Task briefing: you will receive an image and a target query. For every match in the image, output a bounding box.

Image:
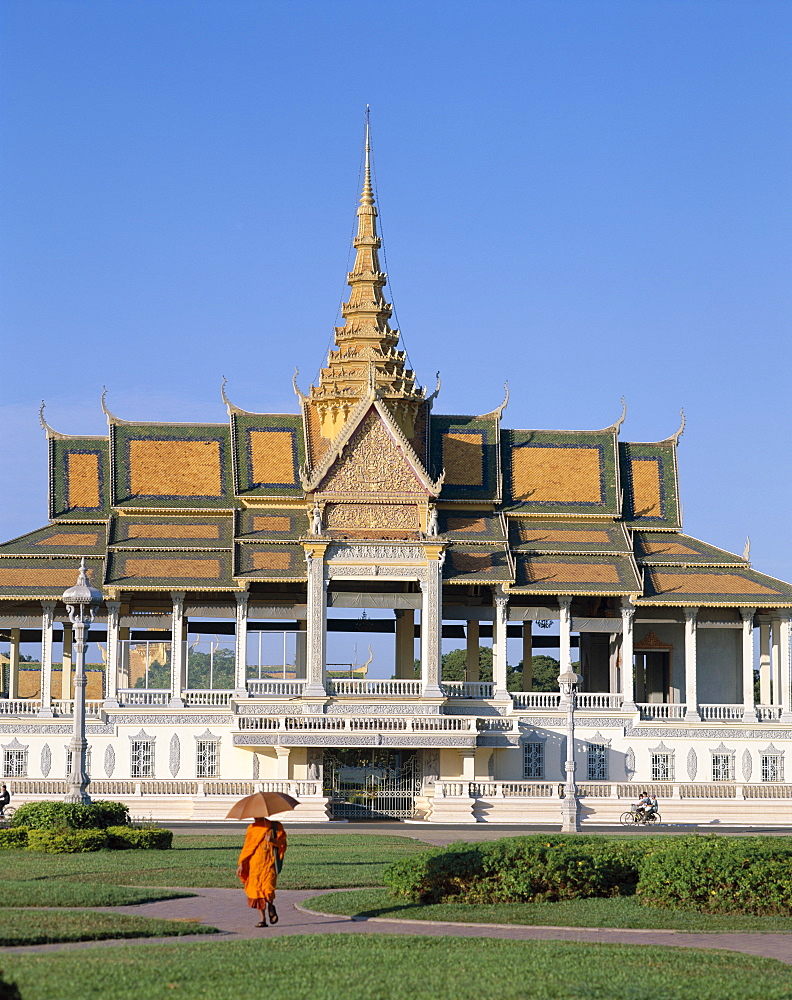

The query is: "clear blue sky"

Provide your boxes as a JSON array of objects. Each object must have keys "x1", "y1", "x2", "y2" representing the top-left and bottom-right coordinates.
[{"x1": 2, "y1": 0, "x2": 791, "y2": 598}]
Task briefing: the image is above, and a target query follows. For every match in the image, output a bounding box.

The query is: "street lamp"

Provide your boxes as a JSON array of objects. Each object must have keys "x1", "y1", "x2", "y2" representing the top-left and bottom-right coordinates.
[
  {"x1": 558, "y1": 666, "x2": 582, "y2": 833},
  {"x1": 62, "y1": 558, "x2": 102, "y2": 804}
]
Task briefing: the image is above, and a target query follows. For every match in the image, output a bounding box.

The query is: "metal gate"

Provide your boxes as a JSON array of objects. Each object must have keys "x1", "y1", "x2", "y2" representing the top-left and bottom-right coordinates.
[{"x1": 324, "y1": 751, "x2": 421, "y2": 820}]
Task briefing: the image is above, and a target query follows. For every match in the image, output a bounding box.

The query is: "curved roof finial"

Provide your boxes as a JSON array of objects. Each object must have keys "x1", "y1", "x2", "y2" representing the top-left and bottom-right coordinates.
[
  {"x1": 742, "y1": 536, "x2": 751, "y2": 563},
  {"x1": 220, "y1": 376, "x2": 246, "y2": 415},
  {"x1": 38, "y1": 401, "x2": 68, "y2": 439},
  {"x1": 667, "y1": 408, "x2": 686, "y2": 445},
  {"x1": 615, "y1": 396, "x2": 627, "y2": 430},
  {"x1": 292, "y1": 368, "x2": 307, "y2": 403},
  {"x1": 426, "y1": 372, "x2": 442, "y2": 405},
  {"x1": 479, "y1": 382, "x2": 509, "y2": 420},
  {"x1": 100, "y1": 386, "x2": 125, "y2": 426}
]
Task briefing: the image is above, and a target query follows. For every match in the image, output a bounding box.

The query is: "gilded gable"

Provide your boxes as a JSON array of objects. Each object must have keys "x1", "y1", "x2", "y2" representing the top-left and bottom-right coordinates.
[{"x1": 317, "y1": 411, "x2": 430, "y2": 497}]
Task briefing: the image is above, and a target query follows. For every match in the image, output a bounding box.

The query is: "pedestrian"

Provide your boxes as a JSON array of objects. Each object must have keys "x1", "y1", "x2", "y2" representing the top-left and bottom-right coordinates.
[
  {"x1": 0, "y1": 784, "x2": 10, "y2": 819},
  {"x1": 236, "y1": 817, "x2": 287, "y2": 928}
]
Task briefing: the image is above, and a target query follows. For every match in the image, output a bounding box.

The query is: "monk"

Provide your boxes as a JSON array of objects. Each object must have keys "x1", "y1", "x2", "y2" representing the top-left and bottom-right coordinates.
[{"x1": 236, "y1": 817, "x2": 288, "y2": 927}]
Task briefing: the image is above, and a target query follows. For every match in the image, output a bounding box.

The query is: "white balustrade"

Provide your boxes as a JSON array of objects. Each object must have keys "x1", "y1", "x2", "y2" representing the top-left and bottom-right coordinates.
[
  {"x1": 699, "y1": 704, "x2": 744, "y2": 721},
  {"x1": 576, "y1": 693, "x2": 624, "y2": 710},
  {"x1": 476, "y1": 718, "x2": 515, "y2": 732},
  {"x1": 51, "y1": 699, "x2": 104, "y2": 717},
  {"x1": 326, "y1": 678, "x2": 422, "y2": 697},
  {"x1": 511, "y1": 692, "x2": 562, "y2": 710},
  {"x1": 441, "y1": 681, "x2": 495, "y2": 699},
  {"x1": 459, "y1": 781, "x2": 556, "y2": 798},
  {"x1": 756, "y1": 704, "x2": 783, "y2": 721},
  {"x1": 117, "y1": 688, "x2": 170, "y2": 707},
  {"x1": 0, "y1": 699, "x2": 41, "y2": 715},
  {"x1": 637, "y1": 703, "x2": 687, "y2": 720},
  {"x1": 181, "y1": 690, "x2": 234, "y2": 707},
  {"x1": 247, "y1": 679, "x2": 306, "y2": 697},
  {"x1": 238, "y1": 715, "x2": 474, "y2": 733}
]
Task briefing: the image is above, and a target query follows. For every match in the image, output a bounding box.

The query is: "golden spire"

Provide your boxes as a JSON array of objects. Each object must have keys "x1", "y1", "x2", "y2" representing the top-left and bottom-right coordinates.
[{"x1": 308, "y1": 109, "x2": 425, "y2": 440}]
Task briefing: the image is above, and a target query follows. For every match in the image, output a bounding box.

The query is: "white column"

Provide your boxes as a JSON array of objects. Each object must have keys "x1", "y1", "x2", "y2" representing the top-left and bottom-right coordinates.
[
  {"x1": 275, "y1": 746, "x2": 291, "y2": 780},
  {"x1": 304, "y1": 551, "x2": 327, "y2": 698},
  {"x1": 7, "y1": 628, "x2": 20, "y2": 700},
  {"x1": 759, "y1": 621, "x2": 771, "y2": 705},
  {"x1": 60, "y1": 624, "x2": 73, "y2": 699},
  {"x1": 492, "y1": 589, "x2": 510, "y2": 702},
  {"x1": 522, "y1": 621, "x2": 533, "y2": 692},
  {"x1": 620, "y1": 603, "x2": 636, "y2": 711},
  {"x1": 169, "y1": 592, "x2": 185, "y2": 708},
  {"x1": 104, "y1": 602, "x2": 120, "y2": 707},
  {"x1": 465, "y1": 619, "x2": 480, "y2": 681},
  {"x1": 683, "y1": 607, "x2": 700, "y2": 721},
  {"x1": 740, "y1": 608, "x2": 757, "y2": 722},
  {"x1": 234, "y1": 592, "x2": 249, "y2": 697},
  {"x1": 779, "y1": 612, "x2": 792, "y2": 724},
  {"x1": 420, "y1": 561, "x2": 443, "y2": 699},
  {"x1": 558, "y1": 597, "x2": 572, "y2": 676},
  {"x1": 38, "y1": 600, "x2": 55, "y2": 717},
  {"x1": 771, "y1": 618, "x2": 782, "y2": 706}
]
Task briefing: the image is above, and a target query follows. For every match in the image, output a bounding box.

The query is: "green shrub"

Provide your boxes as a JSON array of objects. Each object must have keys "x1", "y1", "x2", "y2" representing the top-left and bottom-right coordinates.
[
  {"x1": 105, "y1": 826, "x2": 173, "y2": 850},
  {"x1": 27, "y1": 828, "x2": 108, "y2": 854},
  {"x1": 637, "y1": 835, "x2": 792, "y2": 915},
  {"x1": 11, "y1": 800, "x2": 129, "y2": 831},
  {"x1": 384, "y1": 836, "x2": 649, "y2": 905},
  {"x1": 0, "y1": 828, "x2": 28, "y2": 850},
  {"x1": 0, "y1": 970, "x2": 22, "y2": 1000}
]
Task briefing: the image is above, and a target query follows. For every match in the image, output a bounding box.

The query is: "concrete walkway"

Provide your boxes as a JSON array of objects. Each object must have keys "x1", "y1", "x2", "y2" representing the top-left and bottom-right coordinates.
[{"x1": 5, "y1": 887, "x2": 792, "y2": 965}]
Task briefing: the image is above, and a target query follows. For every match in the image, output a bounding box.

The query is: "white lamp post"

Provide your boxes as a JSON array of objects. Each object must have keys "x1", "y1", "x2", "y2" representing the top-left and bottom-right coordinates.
[
  {"x1": 559, "y1": 666, "x2": 582, "y2": 833},
  {"x1": 62, "y1": 558, "x2": 102, "y2": 804}
]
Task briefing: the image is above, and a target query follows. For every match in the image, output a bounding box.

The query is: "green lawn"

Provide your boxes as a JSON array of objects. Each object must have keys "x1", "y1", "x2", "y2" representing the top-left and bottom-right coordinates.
[
  {"x1": 0, "y1": 909, "x2": 218, "y2": 946},
  {"x1": 3, "y1": 935, "x2": 792, "y2": 1000},
  {"x1": 305, "y1": 888, "x2": 792, "y2": 933},
  {"x1": 2, "y1": 881, "x2": 194, "y2": 908},
  {"x1": 0, "y1": 834, "x2": 424, "y2": 890}
]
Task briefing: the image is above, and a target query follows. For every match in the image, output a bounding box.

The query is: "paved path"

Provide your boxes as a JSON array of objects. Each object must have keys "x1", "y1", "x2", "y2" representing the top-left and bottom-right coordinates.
[{"x1": 5, "y1": 887, "x2": 792, "y2": 965}]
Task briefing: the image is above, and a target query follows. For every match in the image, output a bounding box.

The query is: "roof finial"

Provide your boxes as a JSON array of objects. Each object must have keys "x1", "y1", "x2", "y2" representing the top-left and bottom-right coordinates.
[
  {"x1": 361, "y1": 105, "x2": 374, "y2": 207},
  {"x1": 742, "y1": 536, "x2": 751, "y2": 562}
]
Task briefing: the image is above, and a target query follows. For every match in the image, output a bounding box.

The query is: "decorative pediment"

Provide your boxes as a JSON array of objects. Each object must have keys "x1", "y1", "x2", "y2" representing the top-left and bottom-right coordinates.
[
  {"x1": 303, "y1": 399, "x2": 442, "y2": 497},
  {"x1": 635, "y1": 630, "x2": 673, "y2": 650}
]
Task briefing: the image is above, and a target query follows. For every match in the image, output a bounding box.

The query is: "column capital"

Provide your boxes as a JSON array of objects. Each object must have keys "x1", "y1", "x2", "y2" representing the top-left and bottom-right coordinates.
[
  {"x1": 557, "y1": 596, "x2": 572, "y2": 612},
  {"x1": 235, "y1": 591, "x2": 249, "y2": 608},
  {"x1": 105, "y1": 599, "x2": 121, "y2": 614},
  {"x1": 170, "y1": 591, "x2": 186, "y2": 608},
  {"x1": 493, "y1": 592, "x2": 509, "y2": 613},
  {"x1": 621, "y1": 605, "x2": 635, "y2": 623},
  {"x1": 683, "y1": 607, "x2": 699, "y2": 623},
  {"x1": 739, "y1": 607, "x2": 757, "y2": 623}
]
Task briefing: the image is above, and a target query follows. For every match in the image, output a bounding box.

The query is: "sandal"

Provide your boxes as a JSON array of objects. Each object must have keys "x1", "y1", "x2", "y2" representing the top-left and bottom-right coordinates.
[
  {"x1": 256, "y1": 919, "x2": 267, "y2": 928},
  {"x1": 267, "y1": 903, "x2": 279, "y2": 925}
]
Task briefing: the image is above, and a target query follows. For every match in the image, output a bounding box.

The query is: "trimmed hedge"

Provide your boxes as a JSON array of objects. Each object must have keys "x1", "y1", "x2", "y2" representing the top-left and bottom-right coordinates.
[
  {"x1": 384, "y1": 836, "x2": 647, "y2": 904},
  {"x1": 105, "y1": 826, "x2": 173, "y2": 850},
  {"x1": 11, "y1": 800, "x2": 129, "y2": 831},
  {"x1": 0, "y1": 828, "x2": 28, "y2": 850},
  {"x1": 637, "y1": 835, "x2": 792, "y2": 916},
  {"x1": 0, "y1": 970, "x2": 22, "y2": 1000},
  {"x1": 27, "y1": 828, "x2": 108, "y2": 854}
]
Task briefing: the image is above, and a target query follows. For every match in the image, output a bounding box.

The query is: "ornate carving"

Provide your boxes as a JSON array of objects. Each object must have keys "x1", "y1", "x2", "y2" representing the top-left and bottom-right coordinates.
[
  {"x1": 329, "y1": 543, "x2": 426, "y2": 561},
  {"x1": 422, "y1": 750, "x2": 439, "y2": 783},
  {"x1": 104, "y1": 744, "x2": 116, "y2": 778},
  {"x1": 741, "y1": 748, "x2": 752, "y2": 781},
  {"x1": 686, "y1": 747, "x2": 697, "y2": 780},
  {"x1": 320, "y1": 413, "x2": 427, "y2": 495},
  {"x1": 625, "y1": 747, "x2": 635, "y2": 780},
  {"x1": 106, "y1": 715, "x2": 230, "y2": 725},
  {"x1": 169, "y1": 733, "x2": 180, "y2": 777},
  {"x1": 635, "y1": 630, "x2": 673, "y2": 650},
  {"x1": 324, "y1": 503, "x2": 419, "y2": 531},
  {"x1": 233, "y1": 733, "x2": 475, "y2": 747},
  {"x1": 252, "y1": 752, "x2": 260, "y2": 779},
  {"x1": 40, "y1": 743, "x2": 51, "y2": 778},
  {"x1": 308, "y1": 749, "x2": 323, "y2": 779}
]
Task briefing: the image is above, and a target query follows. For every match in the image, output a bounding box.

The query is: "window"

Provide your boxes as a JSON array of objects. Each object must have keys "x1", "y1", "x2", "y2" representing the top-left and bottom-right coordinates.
[
  {"x1": 65, "y1": 748, "x2": 92, "y2": 778},
  {"x1": 196, "y1": 741, "x2": 219, "y2": 778},
  {"x1": 761, "y1": 754, "x2": 783, "y2": 782},
  {"x1": 711, "y1": 753, "x2": 734, "y2": 782},
  {"x1": 130, "y1": 740, "x2": 154, "y2": 778},
  {"x1": 523, "y1": 742, "x2": 544, "y2": 779},
  {"x1": 587, "y1": 743, "x2": 608, "y2": 781},
  {"x1": 651, "y1": 753, "x2": 674, "y2": 781},
  {"x1": 3, "y1": 749, "x2": 26, "y2": 778}
]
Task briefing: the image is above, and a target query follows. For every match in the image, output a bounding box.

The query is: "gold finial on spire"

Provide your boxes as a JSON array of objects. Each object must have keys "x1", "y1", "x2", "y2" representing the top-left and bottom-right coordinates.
[{"x1": 307, "y1": 109, "x2": 425, "y2": 441}]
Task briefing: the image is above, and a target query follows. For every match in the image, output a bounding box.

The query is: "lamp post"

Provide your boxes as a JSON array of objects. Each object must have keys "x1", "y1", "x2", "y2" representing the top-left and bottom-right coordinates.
[
  {"x1": 62, "y1": 558, "x2": 102, "y2": 804},
  {"x1": 558, "y1": 666, "x2": 581, "y2": 833}
]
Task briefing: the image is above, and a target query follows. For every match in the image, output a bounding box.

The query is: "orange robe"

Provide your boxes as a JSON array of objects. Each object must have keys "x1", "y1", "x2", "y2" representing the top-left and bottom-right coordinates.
[{"x1": 237, "y1": 819, "x2": 288, "y2": 909}]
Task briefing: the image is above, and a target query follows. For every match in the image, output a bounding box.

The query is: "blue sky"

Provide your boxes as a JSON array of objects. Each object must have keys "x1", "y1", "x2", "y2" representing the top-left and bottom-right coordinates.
[{"x1": 2, "y1": 0, "x2": 791, "y2": 600}]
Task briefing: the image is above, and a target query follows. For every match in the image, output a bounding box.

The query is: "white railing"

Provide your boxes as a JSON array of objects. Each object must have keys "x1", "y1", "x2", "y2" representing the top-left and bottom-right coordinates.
[
  {"x1": 757, "y1": 704, "x2": 783, "y2": 721},
  {"x1": 181, "y1": 690, "x2": 234, "y2": 707},
  {"x1": 51, "y1": 699, "x2": 104, "y2": 718},
  {"x1": 117, "y1": 689, "x2": 170, "y2": 707},
  {"x1": 238, "y1": 715, "x2": 474, "y2": 733},
  {"x1": 511, "y1": 692, "x2": 562, "y2": 710},
  {"x1": 637, "y1": 703, "x2": 687, "y2": 720},
  {"x1": 326, "y1": 679, "x2": 422, "y2": 697},
  {"x1": 0, "y1": 699, "x2": 41, "y2": 715},
  {"x1": 576, "y1": 693, "x2": 624, "y2": 710},
  {"x1": 744, "y1": 784, "x2": 792, "y2": 798},
  {"x1": 441, "y1": 681, "x2": 495, "y2": 699},
  {"x1": 447, "y1": 781, "x2": 556, "y2": 798},
  {"x1": 477, "y1": 717, "x2": 515, "y2": 732},
  {"x1": 699, "y1": 704, "x2": 744, "y2": 721},
  {"x1": 247, "y1": 679, "x2": 306, "y2": 697}
]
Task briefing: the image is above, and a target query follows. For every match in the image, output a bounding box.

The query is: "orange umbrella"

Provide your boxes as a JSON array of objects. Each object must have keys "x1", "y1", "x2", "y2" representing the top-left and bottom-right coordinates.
[{"x1": 225, "y1": 790, "x2": 299, "y2": 820}]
